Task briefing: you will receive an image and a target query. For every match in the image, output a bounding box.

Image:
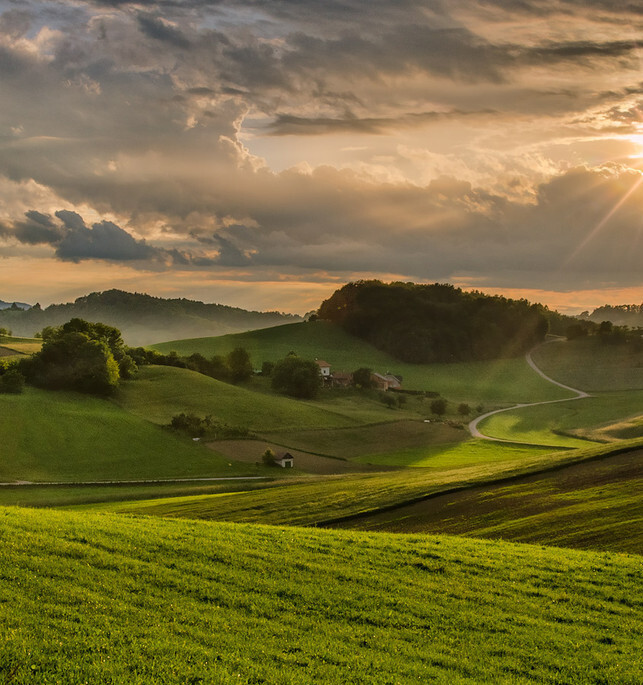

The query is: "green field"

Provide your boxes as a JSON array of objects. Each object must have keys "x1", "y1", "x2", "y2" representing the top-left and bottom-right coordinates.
[
  {"x1": 0, "y1": 334, "x2": 42, "y2": 355},
  {"x1": 0, "y1": 386, "x2": 256, "y2": 482},
  {"x1": 532, "y1": 338, "x2": 643, "y2": 392},
  {"x1": 115, "y1": 365, "x2": 412, "y2": 431},
  {"x1": 73, "y1": 441, "x2": 643, "y2": 526},
  {"x1": 1, "y1": 506, "x2": 641, "y2": 684},
  {"x1": 479, "y1": 391, "x2": 643, "y2": 446},
  {"x1": 337, "y1": 449, "x2": 643, "y2": 554},
  {"x1": 152, "y1": 321, "x2": 572, "y2": 404},
  {"x1": 351, "y1": 439, "x2": 555, "y2": 469}
]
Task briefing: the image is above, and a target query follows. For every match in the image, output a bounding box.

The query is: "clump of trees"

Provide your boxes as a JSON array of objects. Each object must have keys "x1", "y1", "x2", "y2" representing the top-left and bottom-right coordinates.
[
  {"x1": 271, "y1": 354, "x2": 322, "y2": 399},
  {"x1": 169, "y1": 413, "x2": 251, "y2": 439},
  {"x1": 127, "y1": 346, "x2": 254, "y2": 384},
  {"x1": 318, "y1": 281, "x2": 551, "y2": 363},
  {"x1": 19, "y1": 318, "x2": 136, "y2": 395}
]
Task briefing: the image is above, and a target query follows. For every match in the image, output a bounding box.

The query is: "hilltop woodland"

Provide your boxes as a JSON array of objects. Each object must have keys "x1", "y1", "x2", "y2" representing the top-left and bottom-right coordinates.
[
  {"x1": 0, "y1": 289, "x2": 301, "y2": 345},
  {"x1": 317, "y1": 281, "x2": 560, "y2": 363}
]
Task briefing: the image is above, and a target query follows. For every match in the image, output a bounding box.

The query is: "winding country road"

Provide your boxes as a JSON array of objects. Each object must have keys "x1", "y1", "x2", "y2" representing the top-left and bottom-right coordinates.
[{"x1": 468, "y1": 340, "x2": 590, "y2": 444}]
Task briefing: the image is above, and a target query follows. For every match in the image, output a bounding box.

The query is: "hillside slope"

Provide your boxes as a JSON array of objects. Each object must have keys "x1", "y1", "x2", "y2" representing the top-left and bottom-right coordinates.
[
  {"x1": 0, "y1": 289, "x2": 301, "y2": 345},
  {"x1": 0, "y1": 386, "x2": 252, "y2": 482},
  {"x1": 336, "y1": 449, "x2": 643, "y2": 554},
  {"x1": 1, "y1": 507, "x2": 641, "y2": 684},
  {"x1": 153, "y1": 321, "x2": 572, "y2": 403}
]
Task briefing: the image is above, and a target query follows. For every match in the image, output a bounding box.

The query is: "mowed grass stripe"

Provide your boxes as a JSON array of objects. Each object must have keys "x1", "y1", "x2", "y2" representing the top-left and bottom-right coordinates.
[
  {"x1": 0, "y1": 506, "x2": 641, "y2": 684},
  {"x1": 336, "y1": 449, "x2": 643, "y2": 554}
]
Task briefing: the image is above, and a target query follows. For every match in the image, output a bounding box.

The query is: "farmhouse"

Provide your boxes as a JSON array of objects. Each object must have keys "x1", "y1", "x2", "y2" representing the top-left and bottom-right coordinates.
[
  {"x1": 331, "y1": 371, "x2": 353, "y2": 388},
  {"x1": 371, "y1": 372, "x2": 402, "y2": 391},
  {"x1": 315, "y1": 359, "x2": 331, "y2": 377},
  {"x1": 274, "y1": 452, "x2": 294, "y2": 468}
]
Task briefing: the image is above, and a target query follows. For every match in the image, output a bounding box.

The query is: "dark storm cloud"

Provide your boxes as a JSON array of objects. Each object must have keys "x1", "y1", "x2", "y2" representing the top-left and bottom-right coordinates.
[
  {"x1": 266, "y1": 109, "x2": 497, "y2": 136},
  {"x1": 1, "y1": 0, "x2": 642, "y2": 295},
  {"x1": 13, "y1": 211, "x2": 64, "y2": 245},
  {"x1": 137, "y1": 13, "x2": 191, "y2": 49}
]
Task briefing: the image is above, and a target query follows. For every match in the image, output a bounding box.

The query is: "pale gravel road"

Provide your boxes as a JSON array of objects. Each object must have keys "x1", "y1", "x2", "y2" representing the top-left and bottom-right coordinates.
[{"x1": 468, "y1": 340, "x2": 590, "y2": 444}]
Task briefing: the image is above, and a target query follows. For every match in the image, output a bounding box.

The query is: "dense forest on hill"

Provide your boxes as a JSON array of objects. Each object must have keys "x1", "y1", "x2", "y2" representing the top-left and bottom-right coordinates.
[
  {"x1": 317, "y1": 281, "x2": 566, "y2": 363},
  {"x1": 584, "y1": 304, "x2": 643, "y2": 327},
  {"x1": 0, "y1": 290, "x2": 301, "y2": 345}
]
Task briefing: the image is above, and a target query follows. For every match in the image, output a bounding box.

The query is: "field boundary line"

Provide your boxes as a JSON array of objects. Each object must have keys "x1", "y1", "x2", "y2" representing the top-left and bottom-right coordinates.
[{"x1": 0, "y1": 476, "x2": 270, "y2": 488}]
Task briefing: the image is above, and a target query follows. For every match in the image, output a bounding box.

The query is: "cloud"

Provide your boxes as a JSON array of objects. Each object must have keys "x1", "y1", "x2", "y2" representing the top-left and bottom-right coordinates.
[{"x1": 0, "y1": 0, "x2": 641, "y2": 302}]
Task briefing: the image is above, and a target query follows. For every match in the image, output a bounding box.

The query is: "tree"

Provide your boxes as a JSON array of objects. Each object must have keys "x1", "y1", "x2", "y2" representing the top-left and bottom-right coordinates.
[
  {"x1": 457, "y1": 403, "x2": 470, "y2": 417},
  {"x1": 430, "y1": 398, "x2": 447, "y2": 417},
  {"x1": 0, "y1": 368, "x2": 25, "y2": 394},
  {"x1": 261, "y1": 360, "x2": 274, "y2": 376},
  {"x1": 271, "y1": 355, "x2": 322, "y2": 399},
  {"x1": 227, "y1": 347, "x2": 253, "y2": 383},
  {"x1": 0, "y1": 327, "x2": 11, "y2": 337},
  {"x1": 262, "y1": 448, "x2": 276, "y2": 466},
  {"x1": 352, "y1": 367, "x2": 374, "y2": 389},
  {"x1": 24, "y1": 319, "x2": 126, "y2": 395}
]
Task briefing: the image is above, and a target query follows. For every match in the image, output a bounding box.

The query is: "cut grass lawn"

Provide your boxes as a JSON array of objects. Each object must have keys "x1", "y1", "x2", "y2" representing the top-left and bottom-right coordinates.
[
  {"x1": 0, "y1": 386, "x2": 256, "y2": 482},
  {"x1": 1, "y1": 507, "x2": 641, "y2": 684},
  {"x1": 336, "y1": 450, "x2": 643, "y2": 554},
  {"x1": 479, "y1": 391, "x2": 643, "y2": 447},
  {"x1": 532, "y1": 337, "x2": 643, "y2": 392},
  {"x1": 152, "y1": 321, "x2": 573, "y2": 404},
  {"x1": 72, "y1": 440, "x2": 643, "y2": 527}
]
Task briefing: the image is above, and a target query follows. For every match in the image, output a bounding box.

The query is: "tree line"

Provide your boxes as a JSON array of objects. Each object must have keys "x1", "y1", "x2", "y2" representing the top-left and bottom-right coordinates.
[{"x1": 317, "y1": 281, "x2": 552, "y2": 363}]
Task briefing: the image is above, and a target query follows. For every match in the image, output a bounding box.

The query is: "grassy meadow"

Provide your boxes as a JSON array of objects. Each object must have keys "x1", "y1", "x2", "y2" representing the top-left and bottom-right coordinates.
[
  {"x1": 72, "y1": 440, "x2": 643, "y2": 527},
  {"x1": 532, "y1": 337, "x2": 643, "y2": 392},
  {"x1": 1, "y1": 506, "x2": 641, "y2": 684},
  {"x1": 114, "y1": 365, "x2": 417, "y2": 432},
  {"x1": 479, "y1": 391, "x2": 643, "y2": 447},
  {"x1": 152, "y1": 321, "x2": 573, "y2": 404},
  {"x1": 0, "y1": 386, "x2": 257, "y2": 482},
  {"x1": 337, "y1": 449, "x2": 643, "y2": 554}
]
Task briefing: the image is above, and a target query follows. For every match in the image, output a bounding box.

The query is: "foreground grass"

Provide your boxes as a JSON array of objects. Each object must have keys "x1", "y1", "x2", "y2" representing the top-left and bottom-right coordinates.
[
  {"x1": 337, "y1": 449, "x2": 643, "y2": 554},
  {"x1": 1, "y1": 507, "x2": 641, "y2": 684},
  {"x1": 479, "y1": 391, "x2": 643, "y2": 447},
  {"x1": 74, "y1": 441, "x2": 643, "y2": 526},
  {"x1": 153, "y1": 321, "x2": 572, "y2": 404},
  {"x1": 0, "y1": 387, "x2": 253, "y2": 482}
]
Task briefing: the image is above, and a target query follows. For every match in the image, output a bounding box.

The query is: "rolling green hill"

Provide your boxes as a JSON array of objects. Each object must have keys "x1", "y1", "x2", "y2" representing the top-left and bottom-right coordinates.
[
  {"x1": 74, "y1": 441, "x2": 643, "y2": 527},
  {"x1": 114, "y1": 365, "x2": 406, "y2": 431},
  {"x1": 336, "y1": 448, "x2": 643, "y2": 554},
  {"x1": 1, "y1": 507, "x2": 641, "y2": 684},
  {"x1": 0, "y1": 386, "x2": 253, "y2": 482},
  {"x1": 152, "y1": 321, "x2": 572, "y2": 404},
  {"x1": 478, "y1": 391, "x2": 643, "y2": 446},
  {"x1": 531, "y1": 338, "x2": 643, "y2": 392}
]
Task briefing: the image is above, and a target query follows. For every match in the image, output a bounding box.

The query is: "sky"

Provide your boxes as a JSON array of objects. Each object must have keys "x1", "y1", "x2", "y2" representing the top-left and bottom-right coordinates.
[{"x1": 0, "y1": 0, "x2": 642, "y2": 314}]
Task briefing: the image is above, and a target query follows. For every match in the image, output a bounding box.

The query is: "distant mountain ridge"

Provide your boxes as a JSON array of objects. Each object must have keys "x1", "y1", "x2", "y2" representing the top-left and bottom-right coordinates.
[
  {"x1": 583, "y1": 304, "x2": 643, "y2": 328},
  {"x1": 0, "y1": 289, "x2": 302, "y2": 345},
  {"x1": 0, "y1": 300, "x2": 31, "y2": 310}
]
